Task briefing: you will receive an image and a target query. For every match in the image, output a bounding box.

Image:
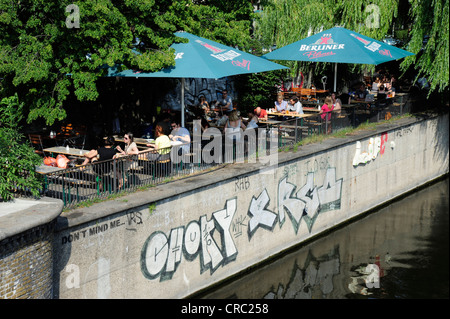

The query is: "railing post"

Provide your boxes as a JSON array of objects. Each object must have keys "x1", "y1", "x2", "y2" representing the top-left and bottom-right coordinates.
[{"x1": 113, "y1": 159, "x2": 117, "y2": 193}]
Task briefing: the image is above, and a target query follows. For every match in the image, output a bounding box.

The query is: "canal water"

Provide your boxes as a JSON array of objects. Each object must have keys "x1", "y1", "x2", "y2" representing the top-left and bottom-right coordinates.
[{"x1": 201, "y1": 177, "x2": 449, "y2": 299}]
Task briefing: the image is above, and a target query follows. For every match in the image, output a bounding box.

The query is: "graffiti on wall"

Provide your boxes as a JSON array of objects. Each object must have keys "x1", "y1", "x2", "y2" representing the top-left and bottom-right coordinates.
[
  {"x1": 160, "y1": 78, "x2": 235, "y2": 110},
  {"x1": 140, "y1": 167, "x2": 343, "y2": 281},
  {"x1": 353, "y1": 132, "x2": 388, "y2": 166}
]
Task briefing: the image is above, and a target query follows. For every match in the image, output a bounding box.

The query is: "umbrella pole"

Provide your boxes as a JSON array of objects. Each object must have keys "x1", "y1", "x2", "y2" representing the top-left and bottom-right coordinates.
[
  {"x1": 181, "y1": 78, "x2": 185, "y2": 127},
  {"x1": 333, "y1": 63, "x2": 337, "y2": 92}
]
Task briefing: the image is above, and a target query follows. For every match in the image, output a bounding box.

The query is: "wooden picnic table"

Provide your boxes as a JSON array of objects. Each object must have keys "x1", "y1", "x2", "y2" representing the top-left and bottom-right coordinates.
[
  {"x1": 113, "y1": 136, "x2": 155, "y2": 146},
  {"x1": 43, "y1": 146, "x2": 89, "y2": 157},
  {"x1": 35, "y1": 164, "x2": 65, "y2": 175},
  {"x1": 267, "y1": 112, "x2": 316, "y2": 127},
  {"x1": 303, "y1": 106, "x2": 321, "y2": 113},
  {"x1": 267, "y1": 111, "x2": 315, "y2": 118}
]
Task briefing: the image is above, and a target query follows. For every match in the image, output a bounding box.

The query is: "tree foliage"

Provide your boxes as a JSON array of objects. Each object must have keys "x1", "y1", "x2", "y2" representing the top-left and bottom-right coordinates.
[
  {"x1": 0, "y1": 94, "x2": 43, "y2": 201},
  {"x1": 400, "y1": 0, "x2": 449, "y2": 93},
  {"x1": 0, "y1": 0, "x2": 255, "y2": 125},
  {"x1": 256, "y1": 0, "x2": 449, "y2": 94}
]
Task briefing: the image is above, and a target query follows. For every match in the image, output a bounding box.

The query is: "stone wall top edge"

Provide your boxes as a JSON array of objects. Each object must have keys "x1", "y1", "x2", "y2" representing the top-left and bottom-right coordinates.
[{"x1": 0, "y1": 197, "x2": 63, "y2": 242}]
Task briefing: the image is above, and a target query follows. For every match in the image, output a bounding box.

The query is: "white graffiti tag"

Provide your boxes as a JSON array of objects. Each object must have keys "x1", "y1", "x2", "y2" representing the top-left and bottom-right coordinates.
[
  {"x1": 141, "y1": 199, "x2": 238, "y2": 281},
  {"x1": 141, "y1": 169, "x2": 342, "y2": 282},
  {"x1": 249, "y1": 167, "x2": 343, "y2": 235},
  {"x1": 247, "y1": 189, "x2": 277, "y2": 238}
]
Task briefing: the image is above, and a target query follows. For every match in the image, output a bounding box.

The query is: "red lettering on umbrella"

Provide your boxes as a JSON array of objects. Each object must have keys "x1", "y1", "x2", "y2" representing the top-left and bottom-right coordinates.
[
  {"x1": 202, "y1": 43, "x2": 223, "y2": 53},
  {"x1": 320, "y1": 36, "x2": 332, "y2": 44},
  {"x1": 379, "y1": 49, "x2": 392, "y2": 57},
  {"x1": 356, "y1": 36, "x2": 370, "y2": 45},
  {"x1": 304, "y1": 51, "x2": 336, "y2": 59},
  {"x1": 232, "y1": 59, "x2": 251, "y2": 70}
]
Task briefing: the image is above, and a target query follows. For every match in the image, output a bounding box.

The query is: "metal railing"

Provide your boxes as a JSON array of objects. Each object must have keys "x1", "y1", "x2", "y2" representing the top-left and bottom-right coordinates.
[
  {"x1": 40, "y1": 146, "x2": 221, "y2": 209},
  {"x1": 276, "y1": 93, "x2": 410, "y2": 147},
  {"x1": 38, "y1": 94, "x2": 411, "y2": 208}
]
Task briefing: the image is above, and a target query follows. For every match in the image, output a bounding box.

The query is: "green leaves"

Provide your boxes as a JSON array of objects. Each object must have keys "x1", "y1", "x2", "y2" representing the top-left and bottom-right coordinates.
[
  {"x1": 257, "y1": 0, "x2": 448, "y2": 94},
  {"x1": 0, "y1": 94, "x2": 43, "y2": 201},
  {"x1": 0, "y1": 0, "x2": 255, "y2": 126},
  {"x1": 400, "y1": 0, "x2": 449, "y2": 94}
]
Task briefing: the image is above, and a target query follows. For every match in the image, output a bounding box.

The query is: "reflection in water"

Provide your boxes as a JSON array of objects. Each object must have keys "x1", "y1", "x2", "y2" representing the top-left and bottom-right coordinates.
[{"x1": 201, "y1": 177, "x2": 449, "y2": 299}]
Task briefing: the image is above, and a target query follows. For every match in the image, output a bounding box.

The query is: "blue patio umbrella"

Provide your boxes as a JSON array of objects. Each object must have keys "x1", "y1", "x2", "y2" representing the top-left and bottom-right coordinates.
[
  {"x1": 108, "y1": 31, "x2": 288, "y2": 126},
  {"x1": 263, "y1": 26, "x2": 414, "y2": 91}
]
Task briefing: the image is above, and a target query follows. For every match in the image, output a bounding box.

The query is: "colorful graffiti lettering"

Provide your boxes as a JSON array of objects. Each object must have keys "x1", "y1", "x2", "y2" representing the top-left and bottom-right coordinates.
[{"x1": 353, "y1": 132, "x2": 388, "y2": 166}]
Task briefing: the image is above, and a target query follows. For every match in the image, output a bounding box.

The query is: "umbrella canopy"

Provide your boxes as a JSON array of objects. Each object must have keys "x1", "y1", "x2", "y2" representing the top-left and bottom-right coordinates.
[
  {"x1": 263, "y1": 26, "x2": 414, "y2": 91},
  {"x1": 108, "y1": 32, "x2": 288, "y2": 125}
]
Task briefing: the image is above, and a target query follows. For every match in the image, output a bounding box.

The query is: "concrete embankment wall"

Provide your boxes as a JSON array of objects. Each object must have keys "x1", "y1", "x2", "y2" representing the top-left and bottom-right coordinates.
[
  {"x1": 0, "y1": 198, "x2": 63, "y2": 299},
  {"x1": 51, "y1": 113, "x2": 448, "y2": 299}
]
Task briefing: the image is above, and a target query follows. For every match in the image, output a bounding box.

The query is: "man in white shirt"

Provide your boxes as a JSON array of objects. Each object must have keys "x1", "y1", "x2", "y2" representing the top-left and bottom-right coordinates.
[
  {"x1": 169, "y1": 118, "x2": 191, "y2": 154},
  {"x1": 288, "y1": 96, "x2": 304, "y2": 114}
]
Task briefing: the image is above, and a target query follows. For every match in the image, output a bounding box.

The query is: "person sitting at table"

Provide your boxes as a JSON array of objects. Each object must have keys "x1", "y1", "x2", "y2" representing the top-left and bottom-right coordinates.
[
  {"x1": 217, "y1": 113, "x2": 229, "y2": 127},
  {"x1": 320, "y1": 96, "x2": 334, "y2": 134},
  {"x1": 198, "y1": 95, "x2": 210, "y2": 115},
  {"x1": 224, "y1": 110, "x2": 246, "y2": 138},
  {"x1": 224, "y1": 110, "x2": 246, "y2": 161},
  {"x1": 377, "y1": 84, "x2": 388, "y2": 101},
  {"x1": 354, "y1": 84, "x2": 368, "y2": 101},
  {"x1": 114, "y1": 132, "x2": 139, "y2": 189},
  {"x1": 115, "y1": 132, "x2": 139, "y2": 157},
  {"x1": 246, "y1": 111, "x2": 259, "y2": 130},
  {"x1": 81, "y1": 136, "x2": 118, "y2": 166},
  {"x1": 331, "y1": 92, "x2": 342, "y2": 114},
  {"x1": 274, "y1": 93, "x2": 288, "y2": 113},
  {"x1": 254, "y1": 107, "x2": 268, "y2": 120},
  {"x1": 146, "y1": 121, "x2": 172, "y2": 176},
  {"x1": 215, "y1": 90, "x2": 233, "y2": 114},
  {"x1": 197, "y1": 115, "x2": 210, "y2": 133},
  {"x1": 287, "y1": 96, "x2": 304, "y2": 114},
  {"x1": 146, "y1": 121, "x2": 172, "y2": 157},
  {"x1": 371, "y1": 77, "x2": 381, "y2": 92},
  {"x1": 169, "y1": 117, "x2": 191, "y2": 155}
]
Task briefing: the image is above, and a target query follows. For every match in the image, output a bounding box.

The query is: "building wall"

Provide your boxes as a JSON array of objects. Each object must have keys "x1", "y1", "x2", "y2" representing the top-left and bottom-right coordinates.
[
  {"x1": 0, "y1": 224, "x2": 54, "y2": 299},
  {"x1": 0, "y1": 198, "x2": 63, "y2": 299},
  {"x1": 52, "y1": 113, "x2": 448, "y2": 299}
]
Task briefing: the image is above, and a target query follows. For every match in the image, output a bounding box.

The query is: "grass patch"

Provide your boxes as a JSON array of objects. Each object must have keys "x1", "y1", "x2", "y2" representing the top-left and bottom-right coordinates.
[{"x1": 291, "y1": 113, "x2": 412, "y2": 150}]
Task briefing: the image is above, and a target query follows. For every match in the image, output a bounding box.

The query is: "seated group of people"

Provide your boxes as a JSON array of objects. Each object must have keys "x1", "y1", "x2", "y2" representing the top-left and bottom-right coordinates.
[
  {"x1": 352, "y1": 74, "x2": 396, "y2": 102},
  {"x1": 198, "y1": 90, "x2": 234, "y2": 116},
  {"x1": 81, "y1": 117, "x2": 190, "y2": 167}
]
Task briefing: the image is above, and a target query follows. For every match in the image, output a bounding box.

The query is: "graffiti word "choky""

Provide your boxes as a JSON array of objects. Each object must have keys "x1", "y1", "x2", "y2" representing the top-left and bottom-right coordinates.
[
  {"x1": 141, "y1": 199, "x2": 238, "y2": 281},
  {"x1": 141, "y1": 168, "x2": 342, "y2": 281}
]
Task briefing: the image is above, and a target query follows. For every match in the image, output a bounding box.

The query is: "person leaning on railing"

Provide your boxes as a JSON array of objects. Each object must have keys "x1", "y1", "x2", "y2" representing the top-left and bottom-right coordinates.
[{"x1": 320, "y1": 96, "x2": 334, "y2": 134}]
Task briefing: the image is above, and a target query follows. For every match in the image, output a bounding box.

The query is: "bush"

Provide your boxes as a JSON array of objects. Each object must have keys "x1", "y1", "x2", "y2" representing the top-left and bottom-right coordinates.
[
  {"x1": 234, "y1": 71, "x2": 284, "y2": 114},
  {"x1": 0, "y1": 94, "x2": 43, "y2": 201}
]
